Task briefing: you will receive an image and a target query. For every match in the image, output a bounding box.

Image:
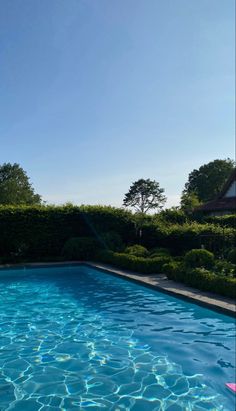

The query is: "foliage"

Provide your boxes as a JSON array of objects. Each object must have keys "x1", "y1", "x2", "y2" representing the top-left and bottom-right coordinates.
[
  {"x1": 0, "y1": 205, "x2": 235, "y2": 263},
  {"x1": 0, "y1": 205, "x2": 135, "y2": 259},
  {"x1": 204, "y1": 215, "x2": 236, "y2": 229},
  {"x1": 227, "y1": 248, "x2": 236, "y2": 264},
  {"x1": 99, "y1": 231, "x2": 124, "y2": 252},
  {"x1": 140, "y1": 221, "x2": 235, "y2": 255},
  {"x1": 98, "y1": 251, "x2": 171, "y2": 274},
  {"x1": 0, "y1": 163, "x2": 41, "y2": 205},
  {"x1": 123, "y1": 179, "x2": 166, "y2": 213},
  {"x1": 125, "y1": 244, "x2": 149, "y2": 257},
  {"x1": 214, "y1": 260, "x2": 235, "y2": 278},
  {"x1": 155, "y1": 208, "x2": 189, "y2": 224},
  {"x1": 165, "y1": 266, "x2": 236, "y2": 299},
  {"x1": 149, "y1": 247, "x2": 170, "y2": 258},
  {"x1": 162, "y1": 261, "x2": 184, "y2": 279},
  {"x1": 182, "y1": 158, "x2": 235, "y2": 203},
  {"x1": 184, "y1": 249, "x2": 215, "y2": 270},
  {"x1": 180, "y1": 192, "x2": 202, "y2": 214},
  {"x1": 62, "y1": 237, "x2": 99, "y2": 260}
]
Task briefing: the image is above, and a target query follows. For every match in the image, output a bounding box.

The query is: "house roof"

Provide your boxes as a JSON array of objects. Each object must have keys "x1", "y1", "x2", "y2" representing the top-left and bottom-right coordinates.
[
  {"x1": 217, "y1": 168, "x2": 236, "y2": 199},
  {"x1": 197, "y1": 168, "x2": 236, "y2": 212},
  {"x1": 198, "y1": 196, "x2": 236, "y2": 212}
]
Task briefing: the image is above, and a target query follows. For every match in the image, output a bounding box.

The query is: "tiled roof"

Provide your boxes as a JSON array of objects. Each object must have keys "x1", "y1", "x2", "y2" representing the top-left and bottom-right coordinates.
[
  {"x1": 197, "y1": 168, "x2": 236, "y2": 212},
  {"x1": 198, "y1": 197, "x2": 236, "y2": 211}
]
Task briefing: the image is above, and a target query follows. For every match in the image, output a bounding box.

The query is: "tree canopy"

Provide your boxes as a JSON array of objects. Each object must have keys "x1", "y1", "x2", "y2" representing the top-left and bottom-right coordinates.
[
  {"x1": 182, "y1": 159, "x2": 235, "y2": 203},
  {"x1": 123, "y1": 178, "x2": 166, "y2": 213},
  {"x1": 0, "y1": 163, "x2": 41, "y2": 205}
]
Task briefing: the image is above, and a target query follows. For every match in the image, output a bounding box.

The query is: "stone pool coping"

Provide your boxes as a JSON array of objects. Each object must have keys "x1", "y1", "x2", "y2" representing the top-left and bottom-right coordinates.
[{"x1": 0, "y1": 261, "x2": 235, "y2": 317}]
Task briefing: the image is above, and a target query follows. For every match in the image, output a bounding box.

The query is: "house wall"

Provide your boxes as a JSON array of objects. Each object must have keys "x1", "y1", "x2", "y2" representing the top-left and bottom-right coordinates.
[{"x1": 224, "y1": 181, "x2": 236, "y2": 198}]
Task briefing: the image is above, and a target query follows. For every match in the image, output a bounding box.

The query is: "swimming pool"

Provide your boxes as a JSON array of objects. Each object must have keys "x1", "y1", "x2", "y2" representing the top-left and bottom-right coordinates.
[{"x1": 0, "y1": 264, "x2": 235, "y2": 410}]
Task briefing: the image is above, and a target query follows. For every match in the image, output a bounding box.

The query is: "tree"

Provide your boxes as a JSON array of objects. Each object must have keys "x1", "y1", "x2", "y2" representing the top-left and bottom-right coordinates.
[
  {"x1": 0, "y1": 163, "x2": 41, "y2": 205},
  {"x1": 123, "y1": 178, "x2": 166, "y2": 213},
  {"x1": 182, "y1": 159, "x2": 235, "y2": 203},
  {"x1": 180, "y1": 192, "x2": 202, "y2": 214}
]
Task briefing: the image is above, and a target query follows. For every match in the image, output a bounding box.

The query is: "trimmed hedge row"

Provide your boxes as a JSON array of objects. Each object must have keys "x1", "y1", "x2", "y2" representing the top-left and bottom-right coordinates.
[
  {"x1": 204, "y1": 214, "x2": 236, "y2": 229},
  {"x1": 0, "y1": 205, "x2": 235, "y2": 260},
  {"x1": 97, "y1": 251, "x2": 171, "y2": 274},
  {"x1": 0, "y1": 205, "x2": 135, "y2": 258},
  {"x1": 163, "y1": 262, "x2": 236, "y2": 299},
  {"x1": 140, "y1": 222, "x2": 235, "y2": 254}
]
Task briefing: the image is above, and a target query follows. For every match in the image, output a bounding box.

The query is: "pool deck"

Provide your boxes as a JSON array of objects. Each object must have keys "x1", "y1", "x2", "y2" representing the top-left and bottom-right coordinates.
[{"x1": 0, "y1": 261, "x2": 235, "y2": 317}]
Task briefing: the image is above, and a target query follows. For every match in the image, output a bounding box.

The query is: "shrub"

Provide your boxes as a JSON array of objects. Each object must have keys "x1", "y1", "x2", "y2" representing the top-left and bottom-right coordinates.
[
  {"x1": 162, "y1": 261, "x2": 184, "y2": 280},
  {"x1": 184, "y1": 249, "x2": 215, "y2": 270},
  {"x1": 164, "y1": 265, "x2": 236, "y2": 299},
  {"x1": 0, "y1": 205, "x2": 135, "y2": 259},
  {"x1": 204, "y1": 214, "x2": 236, "y2": 229},
  {"x1": 125, "y1": 244, "x2": 149, "y2": 258},
  {"x1": 141, "y1": 222, "x2": 235, "y2": 255},
  {"x1": 149, "y1": 247, "x2": 170, "y2": 258},
  {"x1": 156, "y1": 208, "x2": 188, "y2": 225},
  {"x1": 0, "y1": 205, "x2": 235, "y2": 262},
  {"x1": 62, "y1": 237, "x2": 99, "y2": 260},
  {"x1": 99, "y1": 231, "x2": 124, "y2": 252},
  {"x1": 227, "y1": 248, "x2": 236, "y2": 264},
  {"x1": 98, "y1": 250, "x2": 171, "y2": 274},
  {"x1": 214, "y1": 260, "x2": 236, "y2": 278}
]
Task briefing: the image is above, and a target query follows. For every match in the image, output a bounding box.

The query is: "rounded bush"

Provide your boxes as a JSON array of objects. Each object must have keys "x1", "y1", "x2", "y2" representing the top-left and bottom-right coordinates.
[
  {"x1": 62, "y1": 237, "x2": 98, "y2": 260},
  {"x1": 162, "y1": 261, "x2": 184, "y2": 280},
  {"x1": 227, "y1": 248, "x2": 236, "y2": 264},
  {"x1": 125, "y1": 244, "x2": 149, "y2": 258},
  {"x1": 184, "y1": 249, "x2": 214, "y2": 270}
]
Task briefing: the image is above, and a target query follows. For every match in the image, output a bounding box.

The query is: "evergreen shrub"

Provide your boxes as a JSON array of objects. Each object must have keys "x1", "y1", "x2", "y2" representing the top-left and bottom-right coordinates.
[
  {"x1": 125, "y1": 244, "x2": 149, "y2": 257},
  {"x1": 184, "y1": 249, "x2": 215, "y2": 270},
  {"x1": 163, "y1": 261, "x2": 236, "y2": 299},
  {"x1": 98, "y1": 251, "x2": 171, "y2": 274}
]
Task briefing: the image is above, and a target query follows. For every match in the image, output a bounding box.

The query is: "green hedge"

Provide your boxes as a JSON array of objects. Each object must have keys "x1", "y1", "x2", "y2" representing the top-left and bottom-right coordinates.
[
  {"x1": 98, "y1": 251, "x2": 171, "y2": 274},
  {"x1": 0, "y1": 205, "x2": 235, "y2": 262},
  {"x1": 163, "y1": 262, "x2": 236, "y2": 299},
  {"x1": 62, "y1": 237, "x2": 99, "y2": 260},
  {"x1": 0, "y1": 205, "x2": 135, "y2": 259},
  {"x1": 140, "y1": 222, "x2": 235, "y2": 255},
  {"x1": 204, "y1": 214, "x2": 236, "y2": 229}
]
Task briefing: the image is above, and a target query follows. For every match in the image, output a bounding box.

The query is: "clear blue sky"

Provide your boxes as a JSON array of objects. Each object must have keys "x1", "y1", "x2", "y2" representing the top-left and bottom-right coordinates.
[{"x1": 0, "y1": 0, "x2": 235, "y2": 207}]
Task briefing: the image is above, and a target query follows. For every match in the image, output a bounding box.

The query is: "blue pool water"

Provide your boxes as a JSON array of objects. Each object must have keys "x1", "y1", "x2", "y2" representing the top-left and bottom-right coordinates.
[{"x1": 0, "y1": 265, "x2": 235, "y2": 411}]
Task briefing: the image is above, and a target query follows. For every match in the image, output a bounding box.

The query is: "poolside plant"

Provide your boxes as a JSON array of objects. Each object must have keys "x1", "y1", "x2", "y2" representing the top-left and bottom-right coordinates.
[
  {"x1": 184, "y1": 249, "x2": 215, "y2": 270},
  {"x1": 164, "y1": 263, "x2": 236, "y2": 300},
  {"x1": 149, "y1": 247, "x2": 171, "y2": 258},
  {"x1": 214, "y1": 260, "x2": 236, "y2": 278},
  {"x1": 125, "y1": 244, "x2": 149, "y2": 257},
  {"x1": 98, "y1": 250, "x2": 172, "y2": 274}
]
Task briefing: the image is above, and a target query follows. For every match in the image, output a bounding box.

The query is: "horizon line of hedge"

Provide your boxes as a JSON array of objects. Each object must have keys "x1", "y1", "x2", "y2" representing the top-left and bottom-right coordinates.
[{"x1": 0, "y1": 205, "x2": 235, "y2": 260}]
